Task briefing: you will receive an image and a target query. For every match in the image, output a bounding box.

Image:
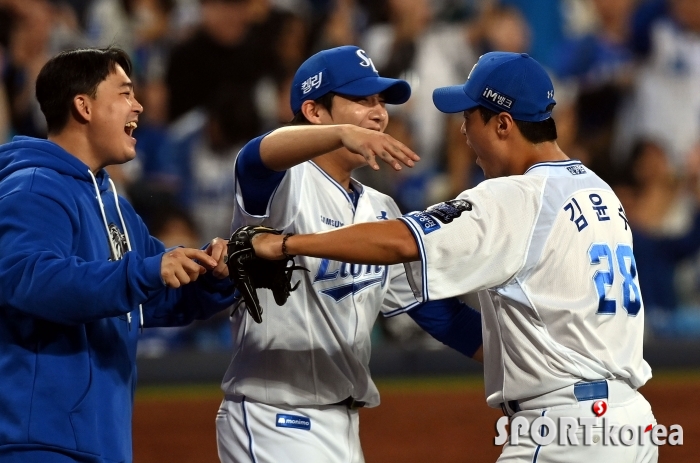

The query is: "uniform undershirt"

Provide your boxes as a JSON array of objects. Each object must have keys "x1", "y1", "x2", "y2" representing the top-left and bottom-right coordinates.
[{"x1": 235, "y1": 133, "x2": 285, "y2": 216}]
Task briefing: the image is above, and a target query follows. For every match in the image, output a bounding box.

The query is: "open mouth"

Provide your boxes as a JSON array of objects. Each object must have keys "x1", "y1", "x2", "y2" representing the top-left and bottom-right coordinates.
[{"x1": 124, "y1": 121, "x2": 138, "y2": 137}]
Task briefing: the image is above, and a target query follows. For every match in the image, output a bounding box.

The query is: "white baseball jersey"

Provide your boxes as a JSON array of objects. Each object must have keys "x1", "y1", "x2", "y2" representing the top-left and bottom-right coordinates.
[
  {"x1": 224, "y1": 160, "x2": 418, "y2": 407},
  {"x1": 399, "y1": 160, "x2": 652, "y2": 408}
]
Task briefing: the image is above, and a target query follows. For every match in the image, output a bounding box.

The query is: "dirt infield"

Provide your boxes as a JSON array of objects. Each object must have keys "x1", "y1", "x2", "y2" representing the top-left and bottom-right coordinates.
[{"x1": 133, "y1": 374, "x2": 698, "y2": 462}]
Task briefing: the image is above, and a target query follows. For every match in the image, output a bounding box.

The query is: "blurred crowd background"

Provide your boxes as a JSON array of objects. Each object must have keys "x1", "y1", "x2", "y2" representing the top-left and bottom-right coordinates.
[{"x1": 3, "y1": 0, "x2": 700, "y2": 355}]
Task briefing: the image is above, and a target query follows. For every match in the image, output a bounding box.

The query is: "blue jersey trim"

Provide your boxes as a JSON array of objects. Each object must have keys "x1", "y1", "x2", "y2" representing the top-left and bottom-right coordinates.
[
  {"x1": 397, "y1": 216, "x2": 429, "y2": 302},
  {"x1": 524, "y1": 159, "x2": 583, "y2": 174},
  {"x1": 241, "y1": 397, "x2": 258, "y2": 463},
  {"x1": 532, "y1": 410, "x2": 547, "y2": 463},
  {"x1": 383, "y1": 299, "x2": 422, "y2": 318},
  {"x1": 308, "y1": 161, "x2": 362, "y2": 212}
]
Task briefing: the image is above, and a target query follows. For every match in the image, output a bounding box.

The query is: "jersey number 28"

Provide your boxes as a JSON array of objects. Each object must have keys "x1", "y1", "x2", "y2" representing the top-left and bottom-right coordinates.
[{"x1": 588, "y1": 243, "x2": 641, "y2": 316}]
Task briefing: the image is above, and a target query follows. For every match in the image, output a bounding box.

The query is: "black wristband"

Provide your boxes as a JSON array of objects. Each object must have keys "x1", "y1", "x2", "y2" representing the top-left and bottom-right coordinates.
[{"x1": 282, "y1": 233, "x2": 294, "y2": 259}]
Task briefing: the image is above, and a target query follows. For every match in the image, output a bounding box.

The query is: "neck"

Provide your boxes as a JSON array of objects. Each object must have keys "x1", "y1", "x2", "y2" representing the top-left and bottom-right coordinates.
[
  {"x1": 312, "y1": 150, "x2": 356, "y2": 190},
  {"x1": 517, "y1": 140, "x2": 570, "y2": 174},
  {"x1": 49, "y1": 128, "x2": 102, "y2": 173}
]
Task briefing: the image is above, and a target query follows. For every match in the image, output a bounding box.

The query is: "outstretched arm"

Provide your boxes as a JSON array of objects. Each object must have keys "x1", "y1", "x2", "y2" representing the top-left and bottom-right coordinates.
[
  {"x1": 253, "y1": 219, "x2": 419, "y2": 264},
  {"x1": 236, "y1": 125, "x2": 420, "y2": 216},
  {"x1": 260, "y1": 124, "x2": 419, "y2": 171}
]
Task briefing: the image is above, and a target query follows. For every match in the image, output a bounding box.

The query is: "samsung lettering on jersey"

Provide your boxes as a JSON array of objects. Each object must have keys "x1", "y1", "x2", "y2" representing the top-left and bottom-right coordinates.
[
  {"x1": 494, "y1": 416, "x2": 683, "y2": 447},
  {"x1": 320, "y1": 215, "x2": 344, "y2": 228}
]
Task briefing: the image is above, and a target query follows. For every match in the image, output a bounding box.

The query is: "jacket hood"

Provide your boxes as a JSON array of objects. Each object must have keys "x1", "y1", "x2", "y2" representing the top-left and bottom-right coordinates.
[{"x1": 0, "y1": 136, "x2": 111, "y2": 192}]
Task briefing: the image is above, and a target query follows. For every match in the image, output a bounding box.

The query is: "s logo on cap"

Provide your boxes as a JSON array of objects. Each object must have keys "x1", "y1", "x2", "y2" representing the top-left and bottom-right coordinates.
[
  {"x1": 467, "y1": 62, "x2": 478, "y2": 80},
  {"x1": 356, "y1": 49, "x2": 378, "y2": 73}
]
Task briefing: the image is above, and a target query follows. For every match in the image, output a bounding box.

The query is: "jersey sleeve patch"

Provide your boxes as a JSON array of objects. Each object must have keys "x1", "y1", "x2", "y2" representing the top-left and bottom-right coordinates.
[
  {"x1": 403, "y1": 211, "x2": 442, "y2": 234},
  {"x1": 403, "y1": 199, "x2": 473, "y2": 234},
  {"x1": 425, "y1": 199, "x2": 472, "y2": 224}
]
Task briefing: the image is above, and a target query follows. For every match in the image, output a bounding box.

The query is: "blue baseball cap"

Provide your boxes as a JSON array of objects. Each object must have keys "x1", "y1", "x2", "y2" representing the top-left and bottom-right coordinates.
[
  {"x1": 290, "y1": 45, "x2": 411, "y2": 114},
  {"x1": 432, "y1": 52, "x2": 556, "y2": 122}
]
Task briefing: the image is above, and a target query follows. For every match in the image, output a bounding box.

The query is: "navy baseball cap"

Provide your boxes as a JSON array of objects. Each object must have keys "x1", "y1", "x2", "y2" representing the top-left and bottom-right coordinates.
[
  {"x1": 432, "y1": 52, "x2": 556, "y2": 122},
  {"x1": 290, "y1": 45, "x2": 411, "y2": 114}
]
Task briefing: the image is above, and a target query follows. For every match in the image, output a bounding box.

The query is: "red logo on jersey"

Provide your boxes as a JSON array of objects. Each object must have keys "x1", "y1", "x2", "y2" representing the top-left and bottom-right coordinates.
[{"x1": 592, "y1": 400, "x2": 607, "y2": 417}]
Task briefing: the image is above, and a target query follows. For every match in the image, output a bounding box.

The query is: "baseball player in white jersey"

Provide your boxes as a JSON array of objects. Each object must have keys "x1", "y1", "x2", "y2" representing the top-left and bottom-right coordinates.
[
  {"x1": 250, "y1": 52, "x2": 658, "y2": 463},
  {"x1": 216, "y1": 45, "x2": 484, "y2": 463}
]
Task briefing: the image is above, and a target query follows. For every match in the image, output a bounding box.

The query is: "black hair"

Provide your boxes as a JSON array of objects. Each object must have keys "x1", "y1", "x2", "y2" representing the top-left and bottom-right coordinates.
[
  {"x1": 36, "y1": 46, "x2": 133, "y2": 134},
  {"x1": 289, "y1": 92, "x2": 336, "y2": 125},
  {"x1": 478, "y1": 105, "x2": 557, "y2": 144}
]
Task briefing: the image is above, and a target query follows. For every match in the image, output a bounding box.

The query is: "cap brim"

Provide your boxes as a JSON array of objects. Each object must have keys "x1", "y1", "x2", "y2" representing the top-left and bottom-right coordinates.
[
  {"x1": 432, "y1": 85, "x2": 478, "y2": 113},
  {"x1": 334, "y1": 76, "x2": 411, "y2": 105}
]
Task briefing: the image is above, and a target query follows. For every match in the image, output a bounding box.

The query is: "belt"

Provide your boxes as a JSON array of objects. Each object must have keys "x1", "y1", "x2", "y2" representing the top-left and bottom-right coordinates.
[
  {"x1": 332, "y1": 397, "x2": 367, "y2": 409},
  {"x1": 501, "y1": 380, "x2": 609, "y2": 417}
]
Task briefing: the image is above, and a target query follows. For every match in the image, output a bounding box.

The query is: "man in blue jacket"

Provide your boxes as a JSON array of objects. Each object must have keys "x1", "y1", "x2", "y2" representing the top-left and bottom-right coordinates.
[{"x1": 0, "y1": 47, "x2": 237, "y2": 462}]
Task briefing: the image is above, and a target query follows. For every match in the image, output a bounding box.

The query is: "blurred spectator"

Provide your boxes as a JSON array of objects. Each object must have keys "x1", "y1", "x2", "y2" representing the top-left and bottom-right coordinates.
[
  {"x1": 85, "y1": 0, "x2": 136, "y2": 52},
  {"x1": 360, "y1": 2, "x2": 530, "y2": 209},
  {"x1": 113, "y1": 0, "x2": 177, "y2": 187},
  {"x1": 498, "y1": 0, "x2": 566, "y2": 68},
  {"x1": 551, "y1": 0, "x2": 638, "y2": 181},
  {"x1": 2, "y1": 0, "x2": 85, "y2": 137},
  {"x1": 314, "y1": 0, "x2": 361, "y2": 49},
  {"x1": 166, "y1": 0, "x2": 296, "y2": 124},
  {"x1": 154, "y1": 83, "x2": 260, "y2": 240},
  {"x1": 617, "y1": 0, "x2": 700, "y2": 172},
  {"x1": 613, "y1": 139, "x2": 700, "y2": 337},
  {"x1": 3, "y1": 0, "x2": 697, "y2": 349}
]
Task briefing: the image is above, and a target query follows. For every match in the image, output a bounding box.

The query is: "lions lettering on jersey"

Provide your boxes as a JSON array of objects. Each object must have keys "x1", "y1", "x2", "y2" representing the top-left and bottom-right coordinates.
[{"x1": 314, "y1": 259, "x2": 388, "y2": 302}]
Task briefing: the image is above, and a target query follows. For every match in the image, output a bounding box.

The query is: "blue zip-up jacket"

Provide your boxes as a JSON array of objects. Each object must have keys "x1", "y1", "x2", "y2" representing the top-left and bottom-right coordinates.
[{"x1": 0, "y1": 136, "x2": 237, "y2": 462}]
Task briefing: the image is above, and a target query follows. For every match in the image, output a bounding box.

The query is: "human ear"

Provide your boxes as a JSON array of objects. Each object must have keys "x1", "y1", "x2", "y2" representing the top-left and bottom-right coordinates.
[
  {"x1": 301, "y1": 100, "x2": 328, "y2": 125},
  {"x1": 496, "y1": 113, "x2": 513, "y2": 138},
  {"x1": 72, "y1": 95, "x2": 91, "y2": 123}
]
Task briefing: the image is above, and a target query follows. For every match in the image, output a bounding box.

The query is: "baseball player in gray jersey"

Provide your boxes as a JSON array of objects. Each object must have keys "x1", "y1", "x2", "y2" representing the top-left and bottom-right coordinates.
[
  {"x1": 216, "y1": 46, "x2": 484, "y2": 463},
  {"x1": 250, "y1": 52, "x2": 658, "y2": 463}
]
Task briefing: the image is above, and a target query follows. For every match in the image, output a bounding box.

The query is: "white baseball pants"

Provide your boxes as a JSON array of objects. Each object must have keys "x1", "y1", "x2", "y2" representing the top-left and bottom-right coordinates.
[
  {"x1": 497, "y1": 381, "x2": 658, "y2": 463},
  {"x1": 216, "y1": 396, "x2": 364, "y2": 463}
]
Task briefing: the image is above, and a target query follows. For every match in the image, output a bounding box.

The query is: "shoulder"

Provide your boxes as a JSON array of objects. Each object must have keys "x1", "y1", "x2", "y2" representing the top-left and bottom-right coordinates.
[
  {"x1": 469, "y1": 175, "x2": 545, "y2": 200},
  {"x1": 0, "y1": 166, "x2": 73, "y2": 200}
]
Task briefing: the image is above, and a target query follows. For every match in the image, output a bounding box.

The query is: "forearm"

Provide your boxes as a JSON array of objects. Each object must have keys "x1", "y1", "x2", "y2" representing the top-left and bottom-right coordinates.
[
  {"x1": 143, "y1": 272, "x2": 237, "y2": 327},
  {"x1": 260, "y1": 125, "x2": 351, "y2": 171},
  {"x1": 283, "y1": 220, "x2": 419, "y2": 264},
  {"x1": 0, "y1": 252, "x2": 164, "y2": 325}
]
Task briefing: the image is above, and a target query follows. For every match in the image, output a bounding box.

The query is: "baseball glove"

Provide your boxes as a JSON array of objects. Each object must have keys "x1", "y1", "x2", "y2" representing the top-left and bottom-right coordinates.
[{"x1": 226, "y1": 225, "x2": 308, "y2": 323}]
